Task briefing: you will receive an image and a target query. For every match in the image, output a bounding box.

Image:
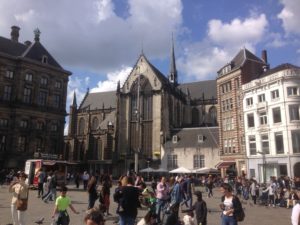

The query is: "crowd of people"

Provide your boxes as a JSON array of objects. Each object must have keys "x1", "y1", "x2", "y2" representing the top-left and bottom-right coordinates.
[{"x1": 4, "y1": 168, "x2": 300, "y2": 225}]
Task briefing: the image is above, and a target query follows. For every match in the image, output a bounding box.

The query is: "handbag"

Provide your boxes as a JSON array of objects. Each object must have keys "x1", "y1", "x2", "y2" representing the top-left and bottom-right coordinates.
[{"x1": 16, "y1": 189, "x2": 29, "y2": 211}]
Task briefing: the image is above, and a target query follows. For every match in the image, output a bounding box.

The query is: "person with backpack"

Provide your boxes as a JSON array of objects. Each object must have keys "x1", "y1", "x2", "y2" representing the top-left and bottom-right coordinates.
[{"x1": 219, "y1": 183, "x2": 244, "y2": 225}]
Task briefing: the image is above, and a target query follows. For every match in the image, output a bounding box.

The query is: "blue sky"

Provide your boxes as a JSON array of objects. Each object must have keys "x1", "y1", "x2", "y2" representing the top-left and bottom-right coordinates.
[{"x1": 0, "y1": 0, "x2": 300, "y2": 113}]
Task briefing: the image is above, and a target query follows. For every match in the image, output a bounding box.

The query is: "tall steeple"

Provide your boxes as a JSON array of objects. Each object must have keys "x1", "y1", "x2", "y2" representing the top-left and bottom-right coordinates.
[
  {"x1": 168, "y1": 34, "x2": 178, "y2": 86},
  {"x1": 72, "y1": 91, "x2": 77, "y2": 107}
]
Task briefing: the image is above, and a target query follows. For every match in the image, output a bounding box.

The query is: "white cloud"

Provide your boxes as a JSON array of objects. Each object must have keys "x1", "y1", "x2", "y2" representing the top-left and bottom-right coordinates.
[
  {"x1": 208, "y1": 14, "x2": 268, "y2": 48},
  {"x1": 14, "y1": 9, "x2": 35, "y2": 22},
  {"x1": 0, "y1": 0, "x2": 182, "y2": 74},
  {"x1": 278, "y1": 0, "x2": 300, "y2": 35},
  {"x1": 90, "y1": 66, "x2": 132, "y2": 92},
  {"x1": 178, "y1": 14, "x2": 268, "y2": 80}
]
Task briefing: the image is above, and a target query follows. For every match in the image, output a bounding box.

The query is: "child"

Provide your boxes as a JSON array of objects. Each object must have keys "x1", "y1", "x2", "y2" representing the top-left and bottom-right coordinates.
[
  {"x1": 191, "y1": 191, "x2": 207, "y2": 225},
  {"x1": 51, "y1": 186, "x2": 79, "y2": 225},
  {"x1": 182, "y1": 208, "x2": 195, "y2": 225}
]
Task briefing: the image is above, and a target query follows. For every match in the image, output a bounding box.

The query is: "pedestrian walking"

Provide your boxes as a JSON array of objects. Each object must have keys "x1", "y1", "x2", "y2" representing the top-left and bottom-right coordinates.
[
  {"x1": 35, "y1": 168, "x2": 46, "y2": 198},
  {"x1": 83, "y1": 171, "x2": 90, "y2": 191},
  {"x1": 87, "y1": 175, "x2": 98, "y2": 209},
  {"x1": 9, "y1": 171, "x2": 29, "y2": 225},
  {"x1": 191, "y1": 191, "x2": 207, "y2": 225},
  {"x1": 51, "y1": 186, "x2": 79, "y2": 225},
  {"x1": 219, "y1": 183, "x2": 244, "y2": 225},
  {"x1": 291, "y1": 189, "x2": 300, "y2": 225}
]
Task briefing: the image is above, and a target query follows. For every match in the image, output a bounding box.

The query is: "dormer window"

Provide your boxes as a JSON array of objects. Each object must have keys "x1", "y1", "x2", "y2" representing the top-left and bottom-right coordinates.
[
  {"x1": 172, "y1": 135, "x2": 178, "y2": 143},
  {"x1": 25, "y1": 73, "x2": 32, "y2": 82},
  {"x1": 42, "y1": 55, "x2": 48, "y2": 64},
  {"x1": 198, "y1": 135, "x2": 204, "y2": 143}
]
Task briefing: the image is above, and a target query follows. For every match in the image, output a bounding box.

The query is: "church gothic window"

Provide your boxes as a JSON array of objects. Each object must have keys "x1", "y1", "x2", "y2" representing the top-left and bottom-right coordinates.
[
  {"x1": 192, "y1": 108, "x2": 199, "y2": 126},
  {"x1": 209, "y1": 106, "x2": 217, "y2": 125},
  {"x1": 92, "y1": 117, "x2": 99, "y2": 130},
  {"x1": 78, "y1": 118, "x2": 85, "y2": 135}
]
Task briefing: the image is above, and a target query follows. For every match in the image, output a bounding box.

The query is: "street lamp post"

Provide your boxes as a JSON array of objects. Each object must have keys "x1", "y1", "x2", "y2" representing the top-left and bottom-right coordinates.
[
  {"x1": 134, "y1": 72, "x2": 141, "y2": 174},
  {"x1": 257, "y1": 151, "x2": 266, "y2": 184}
]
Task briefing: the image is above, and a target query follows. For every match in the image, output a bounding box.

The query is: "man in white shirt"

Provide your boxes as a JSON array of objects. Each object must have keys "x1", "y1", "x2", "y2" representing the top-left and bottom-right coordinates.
[{"x1": 291, "y1": 189, "x2": 300, "y2": 225}]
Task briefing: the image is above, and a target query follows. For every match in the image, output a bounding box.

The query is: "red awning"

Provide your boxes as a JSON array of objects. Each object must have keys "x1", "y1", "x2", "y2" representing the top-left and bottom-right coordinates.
[{"x1": 216, "y1": 161, "x2": 235, "y2": 169}]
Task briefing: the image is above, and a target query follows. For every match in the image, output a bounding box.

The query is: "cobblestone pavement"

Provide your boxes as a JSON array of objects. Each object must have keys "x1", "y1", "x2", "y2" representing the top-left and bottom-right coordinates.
[{"x1": 0, "y1": 184, "x2": 292, "y2": 225}]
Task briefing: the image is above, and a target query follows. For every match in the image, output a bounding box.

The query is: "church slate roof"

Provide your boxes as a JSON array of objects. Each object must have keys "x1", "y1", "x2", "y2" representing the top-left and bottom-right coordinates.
[
  {"x1": 79, "y1": 91, "x2": 117, "y2": 110},
  {"x1": 167, "y1": 127, "x2": 219, "y2": 149},
  {"x1": 178, "y1": 80, "x2": 217, "y2": 100},
  {"x1": 0, "y1": 35, "x2": 63, "y2": 69}
]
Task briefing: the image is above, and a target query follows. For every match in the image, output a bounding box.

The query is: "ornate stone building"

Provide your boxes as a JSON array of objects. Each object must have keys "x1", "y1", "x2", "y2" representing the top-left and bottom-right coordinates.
[
  {"x1": 65, "y1": 43, "x2": 219, "y2": 176},
  {"x1": 0, "y1": 26, "x2": 71, "y2": 168}
]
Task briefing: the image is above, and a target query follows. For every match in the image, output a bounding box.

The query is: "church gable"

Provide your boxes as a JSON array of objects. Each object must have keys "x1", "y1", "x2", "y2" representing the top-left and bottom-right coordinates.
[{"x1": 122, "y1": 54, "x2": 167, "y2": 94}]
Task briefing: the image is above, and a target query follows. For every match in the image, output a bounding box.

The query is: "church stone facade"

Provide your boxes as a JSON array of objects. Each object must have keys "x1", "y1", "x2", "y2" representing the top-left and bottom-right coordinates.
[{"x1": 65, "y1": 45, "x2": 220, "y2": 176}]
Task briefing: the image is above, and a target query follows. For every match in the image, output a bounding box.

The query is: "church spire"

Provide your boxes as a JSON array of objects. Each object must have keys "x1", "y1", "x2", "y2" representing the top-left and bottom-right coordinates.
[
  {"x1": 168, "y1": 34, "x2": 178, "y2": 86},
  {"x1": 72, "y1": 91, "x2": 77, "y2": 107}
]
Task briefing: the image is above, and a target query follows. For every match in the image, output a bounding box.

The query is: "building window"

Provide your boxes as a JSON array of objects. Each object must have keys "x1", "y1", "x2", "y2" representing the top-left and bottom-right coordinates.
[
  {"x1": 258, "y1": 94, "x2": 265, "y2": 102},
  {"x1": 36, "y1": 121, "x2": 44, "y2": 130},
  {"x1": 51, "y1": 124, "x2": 58, "y2": 132},
  {"x1": 42, "y1": 55, "x2": 48, "y2": 64},
  {"x1": 249, "y1": 136, "x2": 256, "y2": 155},
  {"x1": 92, "y1": 117, "x2": 99, "y2": 131},
  {"x1": 273, "y1": 107, "x2": 281, "y2": 123},
  {"x1": 3, "y1": 86, "x2": 12, "y2": 101},
  {"x1": 40, "y1": 77, "x2": 48, "y2": 86},
  {"x1": 247, "y1": 113, "x2": 255, "y2": 128},
  {"x1": 292, "y1": 130, "x2": 300, "y2": 153},
  {"x1": 53, "y1": 94, "x2": 60, "y2": 108},
  {"x1": 55, "y1": 81, "x2": 62, "y2": 89},
  {"x1": 193, "y1": 155, "x2": 205, "y2": 169},
  {"x1": 25, "y1": 73, "x2": 33, "y2": 82},
  {"x1": 18, "y1": 136, "x2": 26, "y2": 152},
  {"x1": 167, "y1": 154, "x2": 177, "y2": 169},
  {"x1": 172, "y1": 135, "x2": 178, "y2": 143},
  {"x1": 287, "y1": 87, "x2": 298, "y2": 96},
  {"x1": 271, "y1": 90, "x2": 279, "y2": 99},
  {"x1": 78, "y1": 118, "x2": 85, "y2": 135},
  {"x1": 0, "y1": 135, "x2": 6, "y2": 152},
  {"x1": 0, "y1": 119, "x2": 8, "y2": 128},
  {"x1": 275, "y1": 132, "x2": 284, "y2": 154},
  {"x1": 38, "y1": 91, "x2": 47, "y2": 106},
  {"x1": 5, "y1": 70, "x2": 14, "y2": 79},
  {"x1": 20, "y1": 120, "x2": 28, "y2": 128},
  {"x1": 289, "y1": 105, "x2": 300, "y2": 121},
  {"x1": 23, "y1": 88, "x2": 31, "y2": 103},
  {"x1": 259, "y1": 112, "x2": 268, "y2": 125},
  {"x1": 261, "y1": 134, "x2": 269, "y2": 154},
  {"x1": 246, "y1": 97, "x2": 253, "y2": 106}
]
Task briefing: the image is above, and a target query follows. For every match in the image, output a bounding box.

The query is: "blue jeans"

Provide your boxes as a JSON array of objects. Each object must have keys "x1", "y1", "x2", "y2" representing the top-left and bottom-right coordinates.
[
  {"x1": 221, "y1": 214, "x2": 237, "y2": 225},
  {"x1": 156, "y1": 199, "x2": 166, "y2": 222},
  {"x1": 119, "y1": 215, "x2": 135, "y2": 225}
]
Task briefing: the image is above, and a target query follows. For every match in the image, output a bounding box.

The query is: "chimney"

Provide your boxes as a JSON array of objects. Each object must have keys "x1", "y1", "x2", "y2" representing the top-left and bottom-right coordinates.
[
  {"x1": 261, "y1": 50, "x2": 268, "y2": 64},
  {"x1": 261, "y1": 50, "x2": 270, "y2": 72},
  {"x1": 24, "y1": 40, "x2": 32, "y2": 46},
  {"x1": 11, "y1": 26, "x2": 20, "y2": 42}
]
